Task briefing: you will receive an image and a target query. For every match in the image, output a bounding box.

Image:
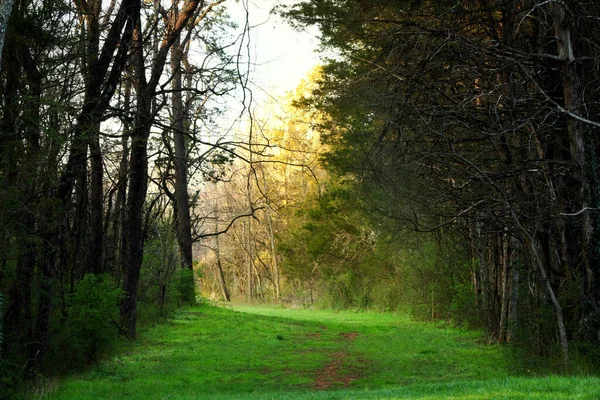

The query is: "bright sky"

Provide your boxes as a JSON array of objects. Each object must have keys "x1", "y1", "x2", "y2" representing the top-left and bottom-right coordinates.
[{"x1": 226, "y1": 0, "x2": 321, "y2": 107}]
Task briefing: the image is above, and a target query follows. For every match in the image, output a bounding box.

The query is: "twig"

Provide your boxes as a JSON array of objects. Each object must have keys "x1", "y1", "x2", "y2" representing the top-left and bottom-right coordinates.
[{"x1": 560, "y1": 207, "x2": 599, "y2": 217}]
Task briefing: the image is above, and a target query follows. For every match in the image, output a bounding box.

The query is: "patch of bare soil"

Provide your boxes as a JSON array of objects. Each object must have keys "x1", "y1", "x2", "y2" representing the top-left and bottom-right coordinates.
[
  {"x1": 312, "y1": 332, "x2": 361, "y2": 389},
  {"x1": 339, "y1": 332, "x2": 359, "y2": 341}
]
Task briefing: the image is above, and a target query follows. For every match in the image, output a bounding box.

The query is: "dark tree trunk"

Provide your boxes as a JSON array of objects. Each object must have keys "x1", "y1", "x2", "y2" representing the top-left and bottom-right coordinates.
[
  {"x1": 215, "y1": 233, "x2": 231, "y2": 302},
  {"x1": 171, "y1": 35, "x2": 194, "y2": 270},
  {"x1": 89, "y1": 123, "x2": 104, "y2": 274},
  {"x1": 5, "y1": 236, "x2": 34, "y2": 350},
  {"x1": 120, "y1": 16, "x2": 150, "y2": 336},
  {"x1": 120, "y1": 116, "x2": 149, "y2": 337}
]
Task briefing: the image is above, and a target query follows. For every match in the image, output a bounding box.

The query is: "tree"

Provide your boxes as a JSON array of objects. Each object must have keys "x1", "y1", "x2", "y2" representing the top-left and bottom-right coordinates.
[
  {"x1": 281, "y1": 0, "x2": 600, "y2": 365},
  {"x1": 195, "y1": 70, "x2": 330, "y2": 303},
  {"x1": 0, "y1": 0, "x2": 135, "y2": 369},
  {"x1": 0, "y1": 0, "x2": 245, "y2": 384},
  {"x1": 120, "y1": 0, "x2": 231, "y2": 339}
]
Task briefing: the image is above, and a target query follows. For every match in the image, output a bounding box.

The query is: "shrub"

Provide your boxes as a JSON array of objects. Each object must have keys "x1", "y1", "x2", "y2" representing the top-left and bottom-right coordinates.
[
  {"x1": 0, "y1": 359, "x2": 20, "y2": 400},
  {"x1": 51, "y1": 274, "x2": 123, "y2": 369},
  {"x1": 173, "y1": 268, "x2": 196, "y2": 305},
  {"x1": 138, "y1": 220, "x2": 187, "y2": 320},
  {"x1": 450, "y1": 280, "x2": 481, "y2": 327}
]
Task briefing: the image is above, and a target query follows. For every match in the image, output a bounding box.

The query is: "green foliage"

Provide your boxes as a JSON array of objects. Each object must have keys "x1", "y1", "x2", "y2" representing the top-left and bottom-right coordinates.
[
  {"x1": 278, "y1": 180, "x2": 472, "y2": 320},
  {"x1": 138, "y1": 219, "x2": 197, "y2": 323},
  {"x1": 139, "y1": 220, "x2": 180, "y2": 319},
  {"x1": 278, "y1": 183, "x2": 383, "y2": 308},
  {"x1": 173, "y1": 268, "x2": 196, "y2": 305},
  {"x1": 450, "y1": 275, "x2": 482, "y2": 327},
  {"x1": 280, "y1": 0, "x2": 600, "y2": 367},
  {"x1": 395, "y1": 240, "x2": 474, "y2": 324},
  {"x1": 0, "y1": 358, "x2": 20, "y2": 400},
  {"x1": 50, "y1": 274, "x2": 123, "y2": 369}
]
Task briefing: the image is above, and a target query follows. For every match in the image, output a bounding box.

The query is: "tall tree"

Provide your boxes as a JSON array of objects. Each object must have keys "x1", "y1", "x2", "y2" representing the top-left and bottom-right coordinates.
[
  {"x1": 281, "y1": 0, "x2": 600, "y2": 365},
  {"x1": 120, "y1": 0, "x2": 228, "y2": 339},
  {"x1": 170, "y1": 29, "x2": 194, "y2": 271}
]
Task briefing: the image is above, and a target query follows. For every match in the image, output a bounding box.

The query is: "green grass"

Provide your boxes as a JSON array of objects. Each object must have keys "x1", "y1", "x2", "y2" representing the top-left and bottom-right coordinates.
[{"x1": 38, "y1": 303, "x2": 600, "y2": 399}]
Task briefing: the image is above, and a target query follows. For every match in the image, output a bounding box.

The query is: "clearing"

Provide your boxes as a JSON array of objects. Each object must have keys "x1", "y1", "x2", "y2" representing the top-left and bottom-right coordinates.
[{"x1": 40, "y1": 304, "x2": 600, "y2": 399}]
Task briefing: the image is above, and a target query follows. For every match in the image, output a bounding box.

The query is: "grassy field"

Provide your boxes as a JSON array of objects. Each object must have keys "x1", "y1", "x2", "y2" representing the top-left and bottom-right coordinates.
[{"x1": 38, "y1": 303, "x2": 600, "y2": 399}]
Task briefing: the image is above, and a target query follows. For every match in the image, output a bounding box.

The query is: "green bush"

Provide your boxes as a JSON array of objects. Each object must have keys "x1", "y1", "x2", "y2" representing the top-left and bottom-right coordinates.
[
  {"x1": 137, "y1": 267, "x2": 197, "y2": 325},
  {"x1": 0, "y1": 358, "x2": 21, "y2": 400},
  {"x1": 51, "y1": 274, "x2": 123, "y2": 369},
  {"x1": 138, "y1": 220, "x2": 196, "y2": 321},
  {"x1": 450, "y1": 280, "x2": 480, "y2": 327},
  {"x1": 173, "y1": 268, "x2": 196, "y2": 305}
]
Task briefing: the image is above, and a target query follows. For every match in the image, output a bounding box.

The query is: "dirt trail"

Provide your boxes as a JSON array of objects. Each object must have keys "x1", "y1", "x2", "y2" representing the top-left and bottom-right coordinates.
[{"x1": 312, "y1": 331, "x2": 361, "y2": 389}]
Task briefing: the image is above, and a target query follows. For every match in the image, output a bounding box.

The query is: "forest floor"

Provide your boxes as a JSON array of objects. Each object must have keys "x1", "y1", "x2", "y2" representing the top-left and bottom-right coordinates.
[{"x1": 38, "y1": 303, "x2": 600, "y2": 399}]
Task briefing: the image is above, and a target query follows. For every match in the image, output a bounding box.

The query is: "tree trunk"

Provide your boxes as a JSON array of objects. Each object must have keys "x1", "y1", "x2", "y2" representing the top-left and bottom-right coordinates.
[
  {"x1": 550, "y1": 2, "x2": 592, "y2": 293},
  {"x1": 246, "y1": 130, "x2": 254, "y2": 300},
  {"x1": 245, "y1": 220, "x2": 254, "y2": 300},
  {"x1": 266, "y1": 207, "x2": 280, "y2": 301},
  {"x1": 507, "y1": 239, "x2": 519, "y2": 343},
  {"x1": 32, "y1": 237, "x2": 56, "y2": 368},
  {"x1": 498, "y1": 231, "x2": 511, "y2": 343},
  {"x1": 106, "y1": 78, "x2": 131, "y2": 276},
  {"x1": 262, "y1": 169, "x2": 280, "y2": 301},
  {"x1": 520, "y1": 226, "x2": 569, "y2": 366},
  {"x1": 171, "y1": 34, "x2": 193, "y2": 270},
  {"x1": 5, "y1": 236, "x2": 34, "y2": 351},
  {"x1": 120, "y1": 108, "x2": 150, "y2": 338},
  {"x1": 89, "y1": 123, "x2": 104, "y2": 274},
  {"x1": 120, "y1": 11, "x2": 149, "y2": 338},
  {"x1": 214, "y1": 231, "x2": 230, "y2": 301}
]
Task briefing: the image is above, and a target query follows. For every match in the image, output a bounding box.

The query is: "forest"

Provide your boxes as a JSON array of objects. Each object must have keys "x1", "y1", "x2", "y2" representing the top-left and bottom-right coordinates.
[{"x1": 1, "y1": 0, "x2": 600, "y2": 397}]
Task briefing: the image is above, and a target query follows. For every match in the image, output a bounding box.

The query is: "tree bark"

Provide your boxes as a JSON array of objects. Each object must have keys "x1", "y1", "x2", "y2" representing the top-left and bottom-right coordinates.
[
  {"x1": 105, "y1": 77, "x2": 131, "y2": 276},
  {"x1": 90, "y1": 123, "x2": 104, "y2": 274},
  {"x1": 214, "y1": 231, "x2": 231, "y2": 301},
  {"x1": 507, "y1": 237, "x2": 519, "y2": 342},
  {"x1": 261, "y1": 169, "x2": 280, "y2": 301},
  {"x1": 245, "y1": 151, "x2": 254, "y2": 300},
  {"x1": 498, "y1": 231, "x2": 511, "y2": 343},
  {"x1": 171, "y1": 32, "x2": 194, "y2": 270}
]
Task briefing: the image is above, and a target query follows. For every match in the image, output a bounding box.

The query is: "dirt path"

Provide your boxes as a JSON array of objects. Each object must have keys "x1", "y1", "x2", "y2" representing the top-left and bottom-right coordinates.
[{"x1": 312, "y1": 331, "x2": 361, "y2": 389}]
